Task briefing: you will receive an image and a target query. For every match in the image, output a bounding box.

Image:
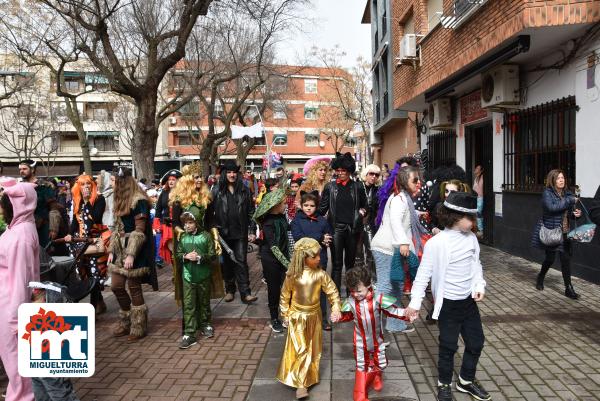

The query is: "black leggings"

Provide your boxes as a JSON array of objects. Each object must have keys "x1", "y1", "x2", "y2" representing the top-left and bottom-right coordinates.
[
  {"x1": 540, "y1": 237, "x2": 572, "y2": 287},
  {"x1": 261, "y1": 253, "x2": 286, "y2": 320}
]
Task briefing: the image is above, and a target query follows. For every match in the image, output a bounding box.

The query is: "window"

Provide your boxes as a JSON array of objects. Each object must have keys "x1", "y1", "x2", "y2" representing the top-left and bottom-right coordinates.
[
  {"x1": 305, "y1": 129, "x2": 319, "y2": 147},
  {"x1": 177, "y1": 130, "x2": 199, "y2": 146},
  {"x1": 344, "y1": 136, "x2": 357, "y2": 147},
  {"x1": 86, "y1": 103, "x2": 112, "y2": 122},
  {"x1": 64, "y1": 79, "x2": 80, "y2": 92},
  {"x1": 254, "y1": 136, "x2": 266, "y2": 146},
  {"x1": 426, "y1": 130, "x2": 456, "y2": 173},
  {"x1": 17, "y1": 103, "x2": 34, "y2": 118},
  {"x1": 304, "y1": 79, "x2": 317, "y2": 94},
  {"x1": 50, "y1": 102, "x2": 67, "y2": 121},
  {"x1": 503, "y1": 97, "x2": 576, "y2": 192},
  {"x1": 180, "y1": 101, "x2": 200, "y2": 117},
  {"x1": 273, "y1": 102, "x2": 287, "y2": 119},
  {"x1": 427, "y1": 0, "x2": 443, "y2": 30},
  {"x1": 304, "y1": 105, "x2": 318, "y2": 120},
  {"x1": 273, "y1": 129, "x2": 287, "y2": 146},
  {"x1": 213, "y1": 100, "x2": 224, "y2": 117},
  {"x1": 89, "y1": 135, "x2": 118, "y2": 152}
]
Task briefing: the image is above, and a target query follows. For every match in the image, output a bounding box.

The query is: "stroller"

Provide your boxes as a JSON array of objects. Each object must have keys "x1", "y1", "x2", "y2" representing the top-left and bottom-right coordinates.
[{"x1": 40, "y1": 238, "x2": 98, "y2": 303}]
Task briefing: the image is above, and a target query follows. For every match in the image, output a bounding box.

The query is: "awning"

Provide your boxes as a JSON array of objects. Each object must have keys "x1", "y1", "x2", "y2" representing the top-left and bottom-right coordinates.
[
  {"x1": 86, "y1": 131, "x2": 119, "y2": 137},
  {"x1": 85, "y1": 74, "x2": 109, "y2": 84},
  {"x1": 63, "y1": 71, "x2": 84, "y2": 78}
]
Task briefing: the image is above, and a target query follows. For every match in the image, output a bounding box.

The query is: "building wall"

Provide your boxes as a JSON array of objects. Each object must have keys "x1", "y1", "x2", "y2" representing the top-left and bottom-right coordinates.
[
  {"x1": 379, "y1": 116, "x2": 419, "y2": 167},
  {"x1": 391, "y1": 0, "x2": 600, "y2": 110}
]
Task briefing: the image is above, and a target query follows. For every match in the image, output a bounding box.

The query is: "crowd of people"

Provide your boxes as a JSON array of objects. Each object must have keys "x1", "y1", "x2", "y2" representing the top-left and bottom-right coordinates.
[{"x1": 0, "y1": 154, "x2": 594, "y2": 401}]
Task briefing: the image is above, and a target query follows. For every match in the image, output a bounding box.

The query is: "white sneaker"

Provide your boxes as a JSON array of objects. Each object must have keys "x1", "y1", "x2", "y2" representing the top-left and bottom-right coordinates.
[{"x1": 400, "y1": 325, "x2": 415, "y2": 334}]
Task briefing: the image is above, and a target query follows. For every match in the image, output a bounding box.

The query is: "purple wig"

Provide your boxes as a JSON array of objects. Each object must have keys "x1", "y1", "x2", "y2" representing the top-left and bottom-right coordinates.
[{"x1": 375, "y1": 162, "x2": 401, "y2": 227}]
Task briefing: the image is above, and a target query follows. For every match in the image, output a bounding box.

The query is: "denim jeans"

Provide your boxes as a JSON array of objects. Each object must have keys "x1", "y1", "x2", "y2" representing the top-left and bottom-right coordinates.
[
  {"x1": 373, "y1": 250, "x2": 407, "y2": 332},
  {"x1": 476, "y1": 197, "x2": 484, "y2": 232},
  {"x1": 32, "y1": 377, "x2": 80, "y2": 401}
]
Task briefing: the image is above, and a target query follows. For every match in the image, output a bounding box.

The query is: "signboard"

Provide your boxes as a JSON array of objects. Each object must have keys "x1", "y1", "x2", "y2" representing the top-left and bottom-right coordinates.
[{"x1": 460, "y1": 90, "x2": 488, "y2": 125}]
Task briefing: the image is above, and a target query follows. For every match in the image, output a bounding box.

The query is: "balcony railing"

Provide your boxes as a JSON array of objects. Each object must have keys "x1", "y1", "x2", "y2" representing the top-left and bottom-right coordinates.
[
  {"x1": 440, "y1": 0, "x2": 488, "y2": 29},
  {"x1": 383, "y1": 91, "x2": 389, "y2": 117},
  {"x1": 375, "y1": 101, "x2": 381, "y2": 124}
]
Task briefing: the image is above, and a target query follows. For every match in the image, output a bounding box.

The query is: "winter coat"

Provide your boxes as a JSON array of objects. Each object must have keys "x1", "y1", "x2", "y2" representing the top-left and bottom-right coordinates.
[
  {"x1": 290, "y1": 210, "x2": 332, "y2": 265},
  {"x1": 531, "y1": 187, "x2": 576, "y2": 252}
]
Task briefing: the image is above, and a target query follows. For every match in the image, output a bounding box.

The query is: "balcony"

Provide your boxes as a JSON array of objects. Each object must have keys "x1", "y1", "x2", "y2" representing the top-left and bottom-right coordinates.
[
  {"x1": 440, "y1": 0, "x2": 489, "y2": 29},
  {"x1": 383, "y1": 91, "x2": 389, "y2": 117},
  {"x1": 375, "y1": 101, "x2": 381, "y2": 124}
]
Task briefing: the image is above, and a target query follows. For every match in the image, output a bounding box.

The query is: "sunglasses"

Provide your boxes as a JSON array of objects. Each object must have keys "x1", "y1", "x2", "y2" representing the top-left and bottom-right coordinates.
[
  {"x1": 411, "y1": 178, "x2": 419, "y2": 184},
  {"x1": 368, "y1": 172, "x2": 380, "y2": 177}
]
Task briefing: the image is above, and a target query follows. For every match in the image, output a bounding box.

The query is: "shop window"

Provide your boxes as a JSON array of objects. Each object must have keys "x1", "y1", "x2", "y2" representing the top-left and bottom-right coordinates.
[{"x1": 503, "y1": 96, "x2": 576, "y2": 192}]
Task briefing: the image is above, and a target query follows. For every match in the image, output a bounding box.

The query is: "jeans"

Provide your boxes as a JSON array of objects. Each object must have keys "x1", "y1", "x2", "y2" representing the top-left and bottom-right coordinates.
[
  {"x1": 437, "y1": 297, "x2": 485, "y2": 384},
  {"x1": 476, "y1": 197, "x2": 484, "y2": 233},
  {"x1": 373, "y1": 250, "x2": 407, "y2": 332},
  {"x1": 32, "y1": 377, "x2": 80, "y2": 401}
]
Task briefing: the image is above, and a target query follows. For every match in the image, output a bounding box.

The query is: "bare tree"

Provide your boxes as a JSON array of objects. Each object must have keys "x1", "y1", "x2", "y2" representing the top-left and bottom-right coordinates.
[
  {"x1": 313, "y1": 46, "x2": 373, "y2": 162},
  {"x1": 165, "y1": 0, "x2": 308, "y2": 175},
  {"x1": 0, "y1": 0, "x2": 216, "y2": 180},
  {"x1": 0, "y1": 81, "x2": 59, "y2": 174}
]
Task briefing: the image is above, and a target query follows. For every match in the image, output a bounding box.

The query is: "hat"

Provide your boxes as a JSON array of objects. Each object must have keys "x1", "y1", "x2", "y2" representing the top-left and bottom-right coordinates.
[
  {"x1": 160, "y1": 169, "x2": 182, "y2": 185},
  {"x1": 181, "y1": 203, "x2": 206, "y2": 225},
  {"x1": 253, "y1": 188, "x2": 286, "y2": 222},
  {"x1": 331, "y1": 152, "x2": 356, "y2": 173},
  {"x1": 443, "y1": 191, "x2": 478, "y2": 215},
  {"x1": 146, "y1": 189, "x2": 158, "y2": 197},
  {"x1": 113, "y1": 165, "x2": 132, "y2": 177},
  {"x1": 303, "y1": 156, "x2": 331, "y2": 176},
  {"x1": 220, "y1": 160, "x2": 240, "y2": 173}
]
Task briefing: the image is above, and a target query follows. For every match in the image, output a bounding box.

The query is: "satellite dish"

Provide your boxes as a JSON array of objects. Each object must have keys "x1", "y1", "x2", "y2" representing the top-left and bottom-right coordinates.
[{"x1": 90, "y1": 147, "x2": 99, "y2": 156}]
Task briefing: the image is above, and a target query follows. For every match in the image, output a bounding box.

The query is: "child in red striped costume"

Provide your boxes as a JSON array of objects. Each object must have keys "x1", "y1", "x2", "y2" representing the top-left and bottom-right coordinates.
[{"x1": 332, "y1": 267, "x2": 412, "y2": 401}]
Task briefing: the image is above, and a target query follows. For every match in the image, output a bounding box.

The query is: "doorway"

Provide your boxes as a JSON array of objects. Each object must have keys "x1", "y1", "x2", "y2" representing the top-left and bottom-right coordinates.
[{"x1": 465, "y1": 122, "x2": 494, "y2": 244}]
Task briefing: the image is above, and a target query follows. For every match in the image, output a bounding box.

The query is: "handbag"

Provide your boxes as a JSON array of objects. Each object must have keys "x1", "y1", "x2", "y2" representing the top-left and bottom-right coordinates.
[
  {"x1": 567, "y1": 202, "x2": 597, "y2": 243},
  {"x1": 539, "y1": 222, "x2": 563, "y2": 247},
  {"x1": 390, "y1": 248, "x2": 420, "y2": 282}
]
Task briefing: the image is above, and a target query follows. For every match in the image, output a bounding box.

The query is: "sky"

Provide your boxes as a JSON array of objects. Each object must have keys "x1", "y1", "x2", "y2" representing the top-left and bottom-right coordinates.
[{"x1": 278, "y1": 0, "x2": 372, "y2": 68}]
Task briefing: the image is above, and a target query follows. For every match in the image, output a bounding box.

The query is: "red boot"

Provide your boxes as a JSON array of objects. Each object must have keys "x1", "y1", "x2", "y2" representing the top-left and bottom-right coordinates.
[
  {"x1": 353, "y1": 370, "x2": 370, "y2": 401},
  {"x1": 371, "y1": 370, "x2": 383, "y2": 392},
  {"x1": 403, "y1": 275, "x2": 412, "y2": 295}
]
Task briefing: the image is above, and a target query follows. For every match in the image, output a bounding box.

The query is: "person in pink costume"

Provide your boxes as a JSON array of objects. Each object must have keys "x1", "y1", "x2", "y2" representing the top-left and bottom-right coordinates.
[{"x1": 0, "y1": 177, "x2": 39, "y2": 401}]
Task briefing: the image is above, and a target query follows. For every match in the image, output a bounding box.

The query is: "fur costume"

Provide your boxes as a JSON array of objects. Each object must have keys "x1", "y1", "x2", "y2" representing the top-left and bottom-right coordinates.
[
  {"x1": 331, "y1": 152, "x2": 356, "y2": 173},
  {"x1": 129, "y1": 304, "x2": 148, "y2": 338}
]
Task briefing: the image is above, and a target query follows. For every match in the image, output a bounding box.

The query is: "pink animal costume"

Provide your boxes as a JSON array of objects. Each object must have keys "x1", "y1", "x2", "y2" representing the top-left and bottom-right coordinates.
[
  {"x1": 337, "y1": 288, "x2": 407, "y2": 401},
  {"x1": 0, "y1": 177, "x2": 39, "y2": 401}
]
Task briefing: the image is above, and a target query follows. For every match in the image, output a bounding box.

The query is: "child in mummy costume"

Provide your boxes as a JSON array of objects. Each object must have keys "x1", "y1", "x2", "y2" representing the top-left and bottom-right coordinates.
[{"x1": 332, "y1": 267, "x2": 414, "y2": 401}]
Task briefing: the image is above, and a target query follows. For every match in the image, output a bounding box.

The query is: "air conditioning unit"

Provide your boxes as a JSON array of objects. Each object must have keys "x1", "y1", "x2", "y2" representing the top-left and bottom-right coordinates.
[
  {"x1": 169, "y1": 116, "x2": 177, "y2": 124},
  {"x1": 480, "y1": 64, "x2": 520, "y2": 108},
  {"x1": 428, "y1": 98, "x2": 452, "y2": 129},
  {"x1": 399, "y1": 34, "x2": 418, "y2": 61}
]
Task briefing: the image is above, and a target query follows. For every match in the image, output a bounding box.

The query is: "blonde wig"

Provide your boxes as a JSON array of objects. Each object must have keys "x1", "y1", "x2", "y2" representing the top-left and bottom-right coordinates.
[
  {"x1": 439, "y1": 179, "x2": 472, "y2": 201},
  {"x1": 299, "y1": 161, "x2": 331, "y2": 194},
  {"x1": 360, "y1": 164, "x2": 382, "y2": 183},
  {"x1": 168, "y1": 173, "x2": 211, "y2": 209},
  {"x1": 287, "y1": 237, "x2": 322, "y2": 279}
]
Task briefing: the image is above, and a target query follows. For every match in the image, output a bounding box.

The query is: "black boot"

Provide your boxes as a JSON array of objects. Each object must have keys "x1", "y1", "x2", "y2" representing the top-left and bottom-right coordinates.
[
  {"x1": 565, "y1": 284, "x2": 580, "y2": 300},
  {"x1": 536, "y1": 273, "x2": 545, "y2": 291}
]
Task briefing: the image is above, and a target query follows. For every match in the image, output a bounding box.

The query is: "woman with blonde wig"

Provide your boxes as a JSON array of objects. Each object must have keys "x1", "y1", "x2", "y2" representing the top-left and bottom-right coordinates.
[
  {"x1": 277, "y1": 237, "x2": 341, "y2": 399},
  {"x1": 295, "y1": 157, "x2": 332, "y2": 208},
  {"x1": 64, "y1": 174, "x2": 108, "y2": 314}
]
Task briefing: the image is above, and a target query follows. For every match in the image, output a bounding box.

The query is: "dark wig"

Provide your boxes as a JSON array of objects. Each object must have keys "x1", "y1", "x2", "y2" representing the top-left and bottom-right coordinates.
[
  {"x1": 300, "y1": 192, "x2": 319, "y2": 207},
  {"x1": 217, "y1": 169, "x2": 244, "y2": 194}
]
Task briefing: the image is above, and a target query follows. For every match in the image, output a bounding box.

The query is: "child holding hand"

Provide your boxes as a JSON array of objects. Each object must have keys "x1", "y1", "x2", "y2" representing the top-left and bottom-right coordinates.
[
  {"x1": 277, "y1": 238, "x2": 341, "y2": 400},
  {"x1": 332, "y1": 267, "x2": 411, "y2": 401},
  {"x1": 405, "y1": 192, "x2": 490, "y2": 401}
]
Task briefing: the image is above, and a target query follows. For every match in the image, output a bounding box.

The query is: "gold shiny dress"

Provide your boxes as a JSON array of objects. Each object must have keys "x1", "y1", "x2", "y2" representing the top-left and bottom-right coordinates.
[{"x1": 277, "y1": 266, "x2": 341, "y2": 388}]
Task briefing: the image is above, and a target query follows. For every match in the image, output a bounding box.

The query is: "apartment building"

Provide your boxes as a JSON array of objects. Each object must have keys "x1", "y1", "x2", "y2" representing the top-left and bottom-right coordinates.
[
  {"x1": 0, "y1": 55, "x2": 173, "y2": 177},
  {"x1": 163, "y1": 65, "x2": 359, "y2": 174},
  {"x1": 365, "y1": 0, "x2": 600, "y2": 281}
]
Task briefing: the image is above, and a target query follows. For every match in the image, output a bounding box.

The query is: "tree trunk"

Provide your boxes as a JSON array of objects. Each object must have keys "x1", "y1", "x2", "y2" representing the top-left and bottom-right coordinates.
[
  {"x1": 234, "y1": 138, "x2": 255, "y2": 169},
  {"x1": 133, "y1": 96, "x2": 159, "y2": 181},
  {"x1": 65, "y1": 98, "x2": 92, "y2": 174},
  {"x1": 199, "y1": 136, "x2": 215, "y2": 178}
]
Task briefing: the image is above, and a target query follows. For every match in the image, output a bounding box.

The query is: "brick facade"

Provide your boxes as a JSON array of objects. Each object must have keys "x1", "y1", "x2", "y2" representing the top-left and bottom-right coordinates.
[{"x1": 391, "y1": 0, "x2": 600, "y2": 110}]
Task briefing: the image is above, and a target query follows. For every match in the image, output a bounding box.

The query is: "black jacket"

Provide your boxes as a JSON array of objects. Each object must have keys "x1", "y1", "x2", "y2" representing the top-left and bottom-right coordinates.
[
  {"x1": 318, "y1": 179, "x2": 367, "y2": 231},
  {"x1": 362, "y1": 182, "x2": 379, "y2": 229},
  {"x1": 209, "y1": 185, "x2": 256, "y2": 238}
]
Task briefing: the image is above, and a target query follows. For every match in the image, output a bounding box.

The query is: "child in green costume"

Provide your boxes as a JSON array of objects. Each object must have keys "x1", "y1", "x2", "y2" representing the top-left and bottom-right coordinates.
[{"x1": 176, "y1": 210, "x2": 216, "y2": 349}]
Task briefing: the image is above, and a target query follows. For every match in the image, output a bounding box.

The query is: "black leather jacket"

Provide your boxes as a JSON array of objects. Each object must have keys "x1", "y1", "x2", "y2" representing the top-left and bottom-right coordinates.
[
  {"x1": 209, "y1": 185, "x2": 256, "y2": 238},
  {"x1": 155, "y1": 189, "x2": 171, "y2": 225},
  {"x1": 318, "y1": 180, "x2": 367, "y2": 231}
]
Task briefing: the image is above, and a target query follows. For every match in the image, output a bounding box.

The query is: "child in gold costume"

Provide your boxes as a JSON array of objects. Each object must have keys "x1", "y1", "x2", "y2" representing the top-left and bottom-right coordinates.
[{"x1": 277, "y1": 238, "x2": 341, "y2": 399}]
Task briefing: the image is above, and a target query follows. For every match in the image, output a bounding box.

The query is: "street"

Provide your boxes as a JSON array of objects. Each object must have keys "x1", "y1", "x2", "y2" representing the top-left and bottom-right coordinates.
[{"x1": 63, "y1": 245, "x2": 600, "y2": 401}]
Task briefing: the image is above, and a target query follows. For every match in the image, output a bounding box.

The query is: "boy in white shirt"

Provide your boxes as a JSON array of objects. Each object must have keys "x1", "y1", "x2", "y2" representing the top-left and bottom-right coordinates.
[{"x1": 405, "y1": 192, "x2": 491, "y2": 401}]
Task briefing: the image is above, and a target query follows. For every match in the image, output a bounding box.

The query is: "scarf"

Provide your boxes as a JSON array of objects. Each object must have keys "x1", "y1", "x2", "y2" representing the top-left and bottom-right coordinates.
[{"x1": 403, "y1": 190, "x2": 430, "y2": 256}]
